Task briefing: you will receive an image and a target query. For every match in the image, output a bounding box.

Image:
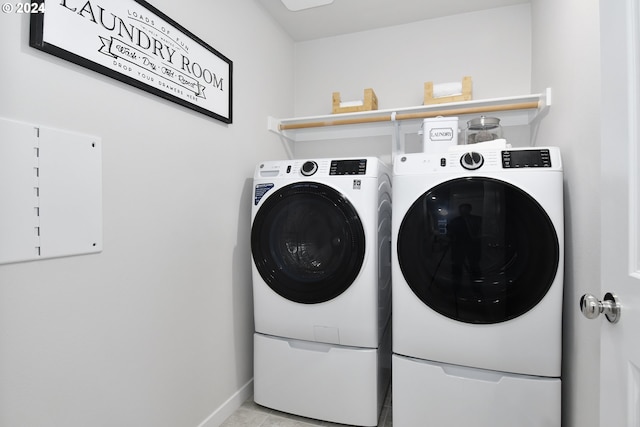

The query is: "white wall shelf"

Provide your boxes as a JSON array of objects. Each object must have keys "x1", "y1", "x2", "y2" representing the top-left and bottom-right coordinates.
[{"x1": 268, "y1": 89, "x2": 551, "y2": 156}]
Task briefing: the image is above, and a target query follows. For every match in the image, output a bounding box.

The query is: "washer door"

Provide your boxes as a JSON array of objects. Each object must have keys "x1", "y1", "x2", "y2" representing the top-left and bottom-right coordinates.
[
  {"x1": 397, "y1": 177, "x2": 559, "y2": 324},
  {"x1": 251, "y1": 182, "x2": 366, "y2": 304}
]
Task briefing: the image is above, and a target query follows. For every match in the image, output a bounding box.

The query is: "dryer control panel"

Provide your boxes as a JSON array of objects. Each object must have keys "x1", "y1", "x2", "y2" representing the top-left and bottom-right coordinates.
[{"x1": 394, "y1": 147, "x2": 562, "y2": 175}]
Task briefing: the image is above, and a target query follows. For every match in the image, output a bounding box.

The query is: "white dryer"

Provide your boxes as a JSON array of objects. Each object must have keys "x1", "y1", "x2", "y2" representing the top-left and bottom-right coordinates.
[
  {"x1": 251, "y1": 157, "x2": 392, "y2": 426},
  {"x1": 391, "y1": 143, "x2": 563, "y2": 427}
]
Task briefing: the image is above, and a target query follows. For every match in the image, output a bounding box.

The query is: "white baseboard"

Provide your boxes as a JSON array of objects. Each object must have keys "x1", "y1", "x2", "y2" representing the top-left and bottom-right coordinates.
[{"x1": 197, "y1": 379, "x2": 254, "y2": 427}]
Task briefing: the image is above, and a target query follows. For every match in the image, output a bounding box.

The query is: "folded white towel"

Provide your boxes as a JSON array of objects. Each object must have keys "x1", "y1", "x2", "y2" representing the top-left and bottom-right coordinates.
[
  {"x1": 339, "y1": 100, "x2": 364, "y2": 108},
  {"x1": 433, "y1": 81, "x2": 463, "y2": 98}
]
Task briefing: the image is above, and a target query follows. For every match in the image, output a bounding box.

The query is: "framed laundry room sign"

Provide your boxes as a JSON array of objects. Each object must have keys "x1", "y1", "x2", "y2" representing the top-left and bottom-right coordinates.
[{"x1": 29, "y1": 0, "x2": 233, "y2": 123}]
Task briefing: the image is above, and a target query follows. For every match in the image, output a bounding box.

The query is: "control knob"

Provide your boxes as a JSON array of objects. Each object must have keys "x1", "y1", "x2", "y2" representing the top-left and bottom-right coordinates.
[
  {"x1": 300, "y1": 161, "x2": 318, "y2": 176},
  {"x1": 460, "y1": 152, "x2": 484, "y2": 170}
]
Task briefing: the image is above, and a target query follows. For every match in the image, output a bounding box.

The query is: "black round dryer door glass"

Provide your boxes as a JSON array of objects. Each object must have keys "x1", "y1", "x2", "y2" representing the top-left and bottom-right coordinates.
[
  {"x1": 397, "y1": 177, "x2": 559, "y2": 324},
  {"x1": 251, "y1": 182, "x2": 366, "y2": 304}
]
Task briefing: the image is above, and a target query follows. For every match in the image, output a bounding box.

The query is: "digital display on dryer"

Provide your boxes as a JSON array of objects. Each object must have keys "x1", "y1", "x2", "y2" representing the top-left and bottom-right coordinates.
[
  {"x1": 330, "y1": 159, "x2": 367, "y2": 175},
  {"x1": 502, "y1": 149, "x2": 551, "y2": 168}
]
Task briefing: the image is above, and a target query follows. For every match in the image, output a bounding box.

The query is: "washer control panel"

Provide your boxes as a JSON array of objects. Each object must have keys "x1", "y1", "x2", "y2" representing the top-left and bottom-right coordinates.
[{"x1": 502, "y1": 149, "x2": 552, "y2": 168}]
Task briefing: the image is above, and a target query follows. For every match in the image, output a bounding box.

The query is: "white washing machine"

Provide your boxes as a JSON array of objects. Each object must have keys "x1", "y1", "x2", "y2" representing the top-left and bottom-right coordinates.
[
  {"x1": 251, "y1": 157, "x2": 392, "y2": 426},
  {"x1": 391, "y1": 143, "x2": 563, "y2": 426}
]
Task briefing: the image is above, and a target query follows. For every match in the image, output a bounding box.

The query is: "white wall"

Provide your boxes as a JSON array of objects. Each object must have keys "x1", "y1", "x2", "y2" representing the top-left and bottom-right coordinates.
[
  {"x1": 294, "y1": 5, "x2": 532, "y2": 116},
  {"x1": 530, "y1": 0, "x2": 601, "y2": 426},
  {"x1": 292, "y1": 4, "x2": 532, "y2": 159},
  {"x1": 0, "y1": 1, "x2": 293, "y2": 426}
]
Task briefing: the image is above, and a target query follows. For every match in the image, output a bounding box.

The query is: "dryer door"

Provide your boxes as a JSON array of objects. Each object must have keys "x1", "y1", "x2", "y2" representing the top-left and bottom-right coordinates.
[
  {"x1": 397, "y1": 177, "x2": 559, "y2": 324},
  {"x1": 251, "y1": 182, "x2": 366, "y2": 304}
]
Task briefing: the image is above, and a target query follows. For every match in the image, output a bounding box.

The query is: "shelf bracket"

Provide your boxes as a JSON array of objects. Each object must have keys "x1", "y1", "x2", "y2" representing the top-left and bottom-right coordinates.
[
  {"x1": 541, "y1": 87, "x2": 552, "y2": 109},
  {"x1": 390, "y1": 111, "x2": 403, "y2": 159},
  {"x1": 267, "y1": 116, "x2": 287, "y2": 138},
  {"x1": 267, "y1": 116, "x2": 294, "y2": 159},
  {"x1": 529, "y1": 88, "x2": 552, "y2": 125}
]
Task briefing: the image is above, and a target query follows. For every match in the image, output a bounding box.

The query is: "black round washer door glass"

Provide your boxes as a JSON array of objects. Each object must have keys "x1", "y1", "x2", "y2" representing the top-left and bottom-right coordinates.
[
  {"x1": 397, "y1": 177, "x2": 559, "y2": 324},
  {"x1": 251, "y1": 182, "x2": 366, "y2": 304}
]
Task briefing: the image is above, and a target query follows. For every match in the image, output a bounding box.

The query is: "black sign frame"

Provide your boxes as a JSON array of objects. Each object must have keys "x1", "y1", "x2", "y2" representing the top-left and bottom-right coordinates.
[{"x1": 30, "y1": 0, "x2": 233, "y2": 123}]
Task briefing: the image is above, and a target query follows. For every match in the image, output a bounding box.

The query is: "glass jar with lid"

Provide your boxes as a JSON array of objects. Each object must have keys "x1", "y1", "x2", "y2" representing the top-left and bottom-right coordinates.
[{"x1": 464, "y1": 116, "x2": 503, "y2": 144}]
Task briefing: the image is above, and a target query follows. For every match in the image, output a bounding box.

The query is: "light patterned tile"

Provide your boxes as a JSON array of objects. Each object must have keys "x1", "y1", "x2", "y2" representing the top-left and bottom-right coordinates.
[
  {"x1": 266, "y1": 409, "x2": 331, "y2": 426},
  {"x1": 243, "y1": 398, "x2": 276, "y2": 415},
  {"x1": 261, "y1": 414, "x2": 322, "y2": 427},
  {"x1": 219, "y1": 407, "x2": 270, "y2": 427},
  {"x1": 226, "y1": 389, "x2": 393, "y2": 426}
]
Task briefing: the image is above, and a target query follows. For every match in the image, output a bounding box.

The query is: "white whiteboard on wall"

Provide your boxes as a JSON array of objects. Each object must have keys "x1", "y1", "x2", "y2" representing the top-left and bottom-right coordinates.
[{"x1": 0, "y1": 118, "x2": 102, "y2": 264}]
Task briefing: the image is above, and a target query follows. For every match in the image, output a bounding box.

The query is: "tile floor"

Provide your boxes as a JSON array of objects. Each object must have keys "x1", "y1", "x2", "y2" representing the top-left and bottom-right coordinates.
[{"x1": 220, "y1": 387, "x2": 392, "y2": 427}]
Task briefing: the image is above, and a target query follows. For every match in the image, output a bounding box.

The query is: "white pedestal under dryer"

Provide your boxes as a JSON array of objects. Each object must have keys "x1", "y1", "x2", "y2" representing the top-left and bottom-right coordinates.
[
  {"x1": 391, "y1": 143, "x2": 563, "y2": 427},
  {"x1": 251, "y1": 157, "x2": 392, "y2": 426}
]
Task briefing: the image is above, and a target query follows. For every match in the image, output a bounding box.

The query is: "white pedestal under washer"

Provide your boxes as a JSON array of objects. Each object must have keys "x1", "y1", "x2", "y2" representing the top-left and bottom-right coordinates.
[
  {"x1": 391, "y1": 144, "x2": 563, "y2": 426},
  {"x1": 251, "y1": 157, "x2": 392, "y2": 426},
  {"x1": 254, "y1": 326, "x2": 391, "y2": 427}
]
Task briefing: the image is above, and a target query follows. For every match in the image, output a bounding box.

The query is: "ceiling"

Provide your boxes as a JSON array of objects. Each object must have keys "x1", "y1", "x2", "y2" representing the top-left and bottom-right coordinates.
[{"x1": 257, "y1": 0, "x2": 530, "y2": 41}]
